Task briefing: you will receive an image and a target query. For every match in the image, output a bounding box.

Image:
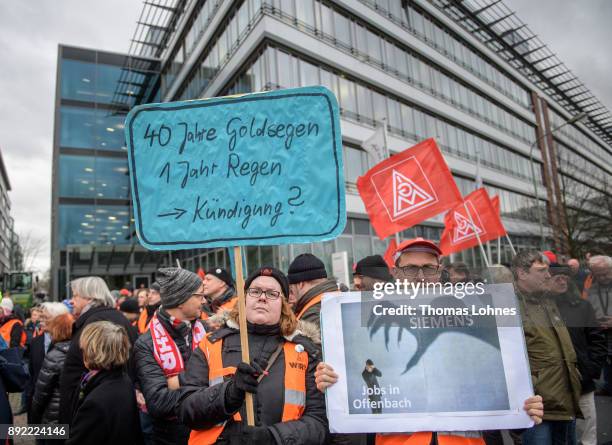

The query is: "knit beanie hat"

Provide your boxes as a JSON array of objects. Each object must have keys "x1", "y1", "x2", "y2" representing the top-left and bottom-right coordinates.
[
  {"x1": 206, "y1": 268, "x2": 235, "y2": 289},
  {"x1": 287, "y1": 254, "x2": 327, "y2": 284},
  {"x1": 354, "y1": 255, "x2": 393, "y2": 282},
  {"x1": 119, "y1": 298, "x2": 140, "y2": 314},
  {"x1": 245, "y1": 266, "x2": 289, "y2": 299},
  {"x1": 157, "y1": 267, "x2": 203, "y2": 308}
]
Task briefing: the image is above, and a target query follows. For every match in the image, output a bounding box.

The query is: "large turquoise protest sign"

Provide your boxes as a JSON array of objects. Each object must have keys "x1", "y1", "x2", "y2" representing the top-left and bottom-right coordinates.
[{"x1": 125, "y1": 86, "x2": 346, "y2": 250}]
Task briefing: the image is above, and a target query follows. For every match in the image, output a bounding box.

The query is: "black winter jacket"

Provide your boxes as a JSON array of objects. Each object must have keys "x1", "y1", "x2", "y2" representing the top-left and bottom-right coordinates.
[
  {"x1": 58, "y1": 305, "x2": 138, "y2": 425},
  {"x1": 178, "y1": 317, "x2": 328, "y2": 445},
  {"x1": 31, "y1": 341, "x2": 70, "y2": 424},
  {"x1": 26, "y1": 333, "x2": 47, "y2": 422},
  {"x1": 555, "y1": 292, "x2": 608, "y2": 393},
  {"x1": 134, "y1": 308, "x2": 197, "y2": 445},
  {"x1": 66, "y1": 368, "x2": 143, "y2": 445}
]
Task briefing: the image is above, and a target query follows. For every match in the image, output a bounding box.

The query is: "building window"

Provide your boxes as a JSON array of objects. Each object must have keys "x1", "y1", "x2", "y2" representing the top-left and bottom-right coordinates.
[
  {"x1": 59, "y1": 204, "x2": 132, "y2": 247},
  {"x1": 59, "y1": 155, "x2": 130, "y2": 199},
  {"x1": 60, "y1": 106, "x2": 127, "y2": 151}
]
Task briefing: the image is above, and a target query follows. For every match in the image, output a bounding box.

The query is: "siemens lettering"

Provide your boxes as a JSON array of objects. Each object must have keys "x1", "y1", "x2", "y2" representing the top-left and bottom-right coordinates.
[{"x1": 226, "y1": 116, "x2": 319, "y2": 151}]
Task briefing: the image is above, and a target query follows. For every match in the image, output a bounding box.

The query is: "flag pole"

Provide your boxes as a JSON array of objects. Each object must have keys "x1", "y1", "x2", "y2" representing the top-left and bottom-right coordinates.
[
  {"x1": 381, "y1": 117, "x2": 401, "y2": 246},
  {"x1": 505, "y1": 234, "x2": 517, "y2": 256},
  {"x1": 233, "y1": 246, "x2": 255, "y2": 426},
  {"x1": 497, "y1": 237, "x2": 501, "y2": 264},
  {"x1": 474, "y1": 148, "x2": 492, "y2": 265},
  {"x1": 462, "y1": 202, "x2": 490, "y2": 268}
]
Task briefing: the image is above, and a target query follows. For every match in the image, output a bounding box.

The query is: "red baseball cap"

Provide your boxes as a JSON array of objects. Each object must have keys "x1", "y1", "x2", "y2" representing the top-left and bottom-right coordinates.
[
  {"x1": 119, "y1": 288, "x2": 131, "y2": 296},
  {"x1": 394, "y1": 237, "x2": 442, "y2": 263},
  {"x1": 543, "y1": 251, "x2": 557, "y2": 263}
]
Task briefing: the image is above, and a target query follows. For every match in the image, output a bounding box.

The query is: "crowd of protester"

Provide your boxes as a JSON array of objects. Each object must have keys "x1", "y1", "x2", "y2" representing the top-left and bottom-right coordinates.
[{"x1": 0, "y1": 239, "x2": 609, "y2": 444}]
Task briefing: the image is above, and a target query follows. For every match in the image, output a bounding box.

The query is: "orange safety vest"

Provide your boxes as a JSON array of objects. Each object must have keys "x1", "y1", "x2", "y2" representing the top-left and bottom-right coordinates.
[
  {"x1": 188, "y1": 334, "x2": 308, "y2": 445},
  {"x1": 137, "y1": 309, "x2": 151, "y2": 334},
  {"x1": 219, "y1": 297, "x2": 237, "y2": 312},
  {"x1": 376, "y1": 432, "x2": 484, "y2": 445},
  {"x1": 582, "y1": 274, "x2": 593, "y2": 300},
  {"x1": 0, "y1": 319, "x2": 26, "y2": 347},
  {"x1": 296, "y1": 294, "x2": 323, "y2": 320},
  {"x1": 200, "y1": 297, "x2": 237, "y2": 321}
]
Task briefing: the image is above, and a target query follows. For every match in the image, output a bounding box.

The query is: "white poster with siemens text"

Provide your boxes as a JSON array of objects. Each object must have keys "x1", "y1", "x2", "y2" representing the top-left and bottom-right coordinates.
[{"x1": 320, "y1": 284, "x2": 534, "y2": 433}]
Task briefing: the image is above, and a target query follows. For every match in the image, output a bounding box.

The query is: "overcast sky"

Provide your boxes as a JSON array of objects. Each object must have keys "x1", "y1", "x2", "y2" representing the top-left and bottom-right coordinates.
[
  {"x1": 0, "y1": 1, "x2": 142, "y2": 275},
  {"x1": 0, "y1": 1, "x2": 610, "y2": 276}
]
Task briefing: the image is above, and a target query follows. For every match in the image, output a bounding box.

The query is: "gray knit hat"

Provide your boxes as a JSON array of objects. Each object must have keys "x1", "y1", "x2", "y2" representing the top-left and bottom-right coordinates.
[{"x1": 157, "y1": 267, "x2": 203, "y2": 308}]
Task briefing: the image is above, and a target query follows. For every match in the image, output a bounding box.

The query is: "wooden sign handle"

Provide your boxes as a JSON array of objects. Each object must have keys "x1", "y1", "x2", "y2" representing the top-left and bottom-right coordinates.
[{"x1": 233, "y1": 246, "x2": 255, "y2": 426}]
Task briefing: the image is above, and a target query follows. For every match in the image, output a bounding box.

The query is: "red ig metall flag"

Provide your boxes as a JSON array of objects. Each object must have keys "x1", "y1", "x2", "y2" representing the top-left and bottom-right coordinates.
[
  {"x1": 383, "y1": 238, "x2": 398, "y2": 268},
  {"x1": 491, "y1": 195, "x2": 501, "y2": 216},
  {"x1": 357, "y1": 138, "x2": 462, "y2": 239},
  {"x1": 439, "y1": 188, "x2": 507, "y2": 255}
]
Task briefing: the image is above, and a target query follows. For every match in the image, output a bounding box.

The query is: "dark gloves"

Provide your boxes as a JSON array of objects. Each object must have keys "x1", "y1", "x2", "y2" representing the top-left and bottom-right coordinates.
[
  {"x1": 241, "y1": 425, "x2": 274, "y2": 445},
  {"x1": 224, "y1": 361, "x2": 266, "y2": 413}
]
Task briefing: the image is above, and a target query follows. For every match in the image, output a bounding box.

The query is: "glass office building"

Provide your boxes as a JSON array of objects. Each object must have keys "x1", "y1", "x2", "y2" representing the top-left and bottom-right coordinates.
[
  {"x1": 0, "y1": 150, "x2": 16, "y2": 276},
  {"x1": 51, "y1": 46, "x2": 161, "y2": 298},
  {"x1": 53, "y1": 0, "x2": 612, "y2": 291}
]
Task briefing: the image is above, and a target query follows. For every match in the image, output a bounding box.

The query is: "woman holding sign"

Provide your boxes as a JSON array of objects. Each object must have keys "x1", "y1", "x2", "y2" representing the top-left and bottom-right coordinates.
[{"x1": 178, "y1": 266, "x2": 327, "y2": 445}]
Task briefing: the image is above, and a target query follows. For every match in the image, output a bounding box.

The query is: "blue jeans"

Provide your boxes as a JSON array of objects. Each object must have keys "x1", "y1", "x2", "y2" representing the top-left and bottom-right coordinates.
[{"x1": 521, "y1": 420, "x2": 576, "y2": 445}]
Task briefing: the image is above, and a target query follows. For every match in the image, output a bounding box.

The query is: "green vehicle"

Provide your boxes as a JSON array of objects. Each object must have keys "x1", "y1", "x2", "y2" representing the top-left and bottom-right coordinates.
[{"x1": 2, "y1": 271, "x2": 34, "y2": 308}]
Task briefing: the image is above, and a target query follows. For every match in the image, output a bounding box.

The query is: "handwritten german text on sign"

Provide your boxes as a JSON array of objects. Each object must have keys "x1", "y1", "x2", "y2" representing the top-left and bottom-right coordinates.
[{"x1": 125, "y1": 87, "x2": 346, "y2": 250}]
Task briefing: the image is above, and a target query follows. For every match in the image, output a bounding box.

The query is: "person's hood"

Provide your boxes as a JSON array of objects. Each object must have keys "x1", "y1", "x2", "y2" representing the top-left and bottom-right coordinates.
[{"x1": 211, "y1": 309, "x2": 321, "y2": 345}]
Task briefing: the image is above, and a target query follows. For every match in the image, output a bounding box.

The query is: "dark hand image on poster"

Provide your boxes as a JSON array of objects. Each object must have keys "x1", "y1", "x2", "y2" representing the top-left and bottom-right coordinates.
[{"x1": 341, "y1": 295, "x2": 510, "y2": 415}]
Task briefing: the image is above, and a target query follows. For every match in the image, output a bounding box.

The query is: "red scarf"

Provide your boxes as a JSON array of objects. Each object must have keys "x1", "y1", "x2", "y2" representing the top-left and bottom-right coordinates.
[{"x1": 150, "y1": 314, "x2": 205, "y2": 377}]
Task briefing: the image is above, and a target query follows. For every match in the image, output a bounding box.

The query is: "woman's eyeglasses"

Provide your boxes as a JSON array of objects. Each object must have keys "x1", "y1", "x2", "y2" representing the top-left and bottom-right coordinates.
[{"x1": 246, "y1": 288, "x2": 281, "y2": 300}]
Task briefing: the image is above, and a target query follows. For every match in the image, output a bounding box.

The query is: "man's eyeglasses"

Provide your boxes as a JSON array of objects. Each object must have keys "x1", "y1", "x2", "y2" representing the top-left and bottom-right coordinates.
[
  {"x1": 192, "y1": 292, "x2": 207, "y2": 298},
  {"x1": 247, "y1": 288, "x2": 281, "y2": 300},
  {"x1": 396, "y1": 265, "x2": 440, "y2": 277}
]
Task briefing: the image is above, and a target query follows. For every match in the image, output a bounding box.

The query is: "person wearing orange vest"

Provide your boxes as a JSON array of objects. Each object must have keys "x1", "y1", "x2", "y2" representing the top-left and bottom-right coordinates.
[
  {"x1": 289, "y1": 254, "x2": 340, "y2": 328},
  {"x1": 178, "y1": 266, "x2": 328, "y2": 445},
  {"x1": 0, "y1": 298, "x2": 26, "y2": 348},
  {"x1": 201, "y1": 268, "x2": 236, "y2": 326},
  {"x1": 137, "y1": 281, "x2": 162, "y2": 335},
  {"x1": 315, "y1": 239, "x2": 544, "y2": 445}
]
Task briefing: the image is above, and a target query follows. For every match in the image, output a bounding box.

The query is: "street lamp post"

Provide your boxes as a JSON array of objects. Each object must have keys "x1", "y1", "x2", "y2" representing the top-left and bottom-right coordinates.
[{"x1": 528, "y1": 112, "x2": 587, "y2": 250}]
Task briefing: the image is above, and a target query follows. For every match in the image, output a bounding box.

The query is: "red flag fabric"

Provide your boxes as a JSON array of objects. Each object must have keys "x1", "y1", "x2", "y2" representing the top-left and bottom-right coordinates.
[
  {"x1": 357, "y1": 138, "x2": 462, "y2": 239},
  {"x1": 383, "y1": 238, "x2": 398, "y2": 269},
  {"x1": 491, "y1": 195, "x2": 500, "y2": 216},
  {"x1": 197, "y1": 267, "x2": 206, "y2": 280},
  {"x1": 439, "y1": 188, "x2": 507, "y2": 255}
]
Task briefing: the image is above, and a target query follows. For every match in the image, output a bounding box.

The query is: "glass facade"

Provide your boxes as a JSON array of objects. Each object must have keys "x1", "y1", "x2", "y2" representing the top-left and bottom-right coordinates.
[
  {"x1": 60, "y1": 59, "x2": 130, "y2": 105},
  {"x1": 157, "y1": 0, "x2": 578, "y2": 273},
  {"x1": 550, "y1": 109, "x2": 612, "y2": 163},
  {"x1": 59, "y1": 106, "x2": 126, "y2": 151},
  {"x1": 227, "y1": 45, "x2": 539, "y2": 185},
  {"x1": 56, "y1": 50, "x2": 135, "y2": 249},
  {"x1": 262, "y1": 0, "x2": 535, "y2": 143},
  {"x1": 172, "y1": 0, "x2": 535, "y2": 146},
  {"x1": 58, "y1": 155, "x2": 130, "y2": 199},
  {"x1": 59, "y1": 205, "x2": 131, "y2": 247},
  {"x1": 53, "y1": 46, "x2": 162, "y2": 298},
  {"x1": 362, "y1": 0, "x2": 531, "y2": 108}
]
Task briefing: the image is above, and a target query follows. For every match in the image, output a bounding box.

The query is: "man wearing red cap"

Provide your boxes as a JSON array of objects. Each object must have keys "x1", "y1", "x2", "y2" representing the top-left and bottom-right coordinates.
[
  {"x1": 316, "y1": 238, "x2": 544, "y2": 445},
  {"x1": 391, "y1": 238, "x2": 443, "y2": 284}
]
